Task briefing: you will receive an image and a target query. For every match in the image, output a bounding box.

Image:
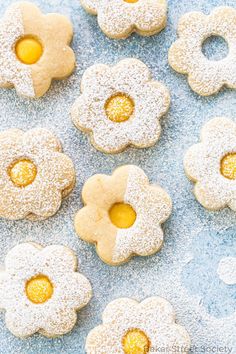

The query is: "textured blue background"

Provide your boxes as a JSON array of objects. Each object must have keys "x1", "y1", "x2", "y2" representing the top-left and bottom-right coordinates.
[{"x1": 0, "y1": 0, "x2": 235, "y2": 353}]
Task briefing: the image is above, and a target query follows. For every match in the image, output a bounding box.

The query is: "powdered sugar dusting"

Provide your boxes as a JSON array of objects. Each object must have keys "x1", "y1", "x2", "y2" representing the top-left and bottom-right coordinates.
[
  {"x1": 113, "y1": 165, "x2": 172, "y2": 263},
  {"x1": 217, "y1": 257, "x2": 236, "y2": 285},
  {"x1": 0, "y1": 3, "x2": 34, "y2": 98}
]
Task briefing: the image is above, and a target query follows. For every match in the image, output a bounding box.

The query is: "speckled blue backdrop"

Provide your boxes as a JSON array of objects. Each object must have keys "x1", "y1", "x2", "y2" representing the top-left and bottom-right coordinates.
[{"x1": 0, "y1": 0, "x2": 235, "y2": 353}]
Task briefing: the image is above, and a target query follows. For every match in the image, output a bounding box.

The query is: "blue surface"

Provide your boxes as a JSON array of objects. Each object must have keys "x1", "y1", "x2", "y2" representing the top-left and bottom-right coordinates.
[{"x1": 0, "y1": 0, "x2": 235, "y2": 353}]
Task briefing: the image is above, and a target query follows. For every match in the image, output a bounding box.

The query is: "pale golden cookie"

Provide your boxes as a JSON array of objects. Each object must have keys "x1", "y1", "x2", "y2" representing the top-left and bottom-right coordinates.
[
  {"x1": 168, "y1": 7, "x2": 236, "y2": 96},
  {"x1": 184, "y1": 117, "x2": 236, "y2": 211},
  {"x1": 71, "y1": 58, "x2": 170, "y2": 154},
  {"x1": 86, "y1": 297, "x2": 191, "y2": 353},
  {"x1": 74, "y1": 165, "x2": 172, "y2": 265},
  {"x1": 0, "y1": 242, "x2": 92, "y2": 338},
  {"x1": 0, "y1": 128, "x2": 75, "y2": 220},
  {"x1": 80, "y1": 0, "x2": 167, "y2": 39},
  {"x1": 0, "y1": 1, "x2": 75, "y2": 98}
]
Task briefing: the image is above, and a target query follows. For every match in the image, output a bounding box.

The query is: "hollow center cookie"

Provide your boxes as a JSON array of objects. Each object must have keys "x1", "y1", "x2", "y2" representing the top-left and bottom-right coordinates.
[
  {"x1": 26, "y1": 275, "x2": 54, "y2": 304},
  {"x1": 122, "y1": 328, "x2": 150, "y2": 354},
  {"x1": 109, "y1": 203, "x2": 136, "y2": 228},
  {"x1": 9, "y1": 159, "x2": 37, "y2": 187},
  {"x1": 105, "y1": 93, "x2": 134, "y2": 123},
  {"x1": 15, "y1": 36, "x2": 43, "y2": 65},
  {"x1": 202, "y1": 35, "x2": 229, "y2": 61},
  {"x1": 221, "y1": 153, "x2": 236, "y2": 180}
]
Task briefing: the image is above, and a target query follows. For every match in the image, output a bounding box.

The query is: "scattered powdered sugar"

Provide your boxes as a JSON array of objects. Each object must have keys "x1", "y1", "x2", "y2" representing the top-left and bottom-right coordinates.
[
  {"x1": 0, "y1": 242, "x2": 92, "y2": 338},
  {"x1": 113, "y1": 165, "x2": 172, "y2": 263},
  {"x1": 217, "y1": 257, "x2": 236, "y2": 285},
  {"x1": 0, "y1": 0, "x2": 235, "y2": 352},
  {"x1": 0, "y1": 3, "x2": 34, "y2": 98}
]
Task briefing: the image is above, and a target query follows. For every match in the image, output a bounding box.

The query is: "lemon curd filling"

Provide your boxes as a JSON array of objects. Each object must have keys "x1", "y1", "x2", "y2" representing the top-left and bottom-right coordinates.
[
  {"x1": 122, "y1": 328, "x2": 150, "y2": 354},
  {"x1": 8, "y1": 159, "x2": 37, "y2": 187},
  {"x1": 105, "y1": 93, "x2": 135, "y2": 123},
  {"x1": 109, "y1": 203, "x2": 136, "y2": 228},
  {"x1": 124, "y1": 0, "x2": 139, "y2": 3},
  {"x1": 221, "y1": 153, "x2": 236, "y2": 180},
  {"x1": 26, "y1": 275, "x2": 53, "y2": 304},
  {"x1": 15, "y1": 36, "x2": 43, "y2": 65}
]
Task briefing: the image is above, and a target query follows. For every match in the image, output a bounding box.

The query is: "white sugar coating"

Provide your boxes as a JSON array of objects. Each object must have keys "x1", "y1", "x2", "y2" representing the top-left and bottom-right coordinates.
[
  {"x1": 71, "y1": 58, "x2": 170, "y2": 153},
  {"x1": 113, "y1": 165, "x2": 172, "y2": 263},
  {"x1": 0, "y1": 128, "x2": 75, "y2": 220},
  {"x1": 0, "y1": 3, "x2": 34, "y2": 98},
  {"x1": 0, "y1": 242, "x2": 92, "y2": 338},
  {"x1": 86, "y1": 297, "x2": 191, "y2": 353},
  {"x1": 184, "y1": 117, "x2": 236, "y2": 211},
  {"x1": 0, "y1": 0, "x2": 235, "y2": 352},
  {"x1": 168, "y1": 6, "x2": 236, "y2": 96},
  {"x1": 80, "y1": 0, "x2": 167, "y2": 39},
  {"x1": 217, "y1": 257, "x2": 236, "y2": 285}
]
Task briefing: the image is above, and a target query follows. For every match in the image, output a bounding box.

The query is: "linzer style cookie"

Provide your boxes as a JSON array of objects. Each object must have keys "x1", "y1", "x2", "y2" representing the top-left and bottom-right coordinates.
[
  {"x1": 0, "y1": 128, "x2": 75, "y2": 220},
  {"x1": 85, "y1": 297, "x2": 191, "y2": 353},
  {"x1": 169, "y1": 7, "x2": 236, "y2": 96},
  {"x1": 71, "y1": 59, "x2": 170, "y2": 154},
  {"x1": 0, "y1": 1, "x2": 75, "y2": 98},
  {"x1": 0, "y1": 243, "x2": 92, "y2": 338},
  {"x1": 184, "y1": 117, "x2": 236, "y2": 211},
  {"x1": 74, "y1": 165, "x2": 172, "y2": 265},
  {"x1": 80, "y1": 0, "x2": 167, "y2": 39}
]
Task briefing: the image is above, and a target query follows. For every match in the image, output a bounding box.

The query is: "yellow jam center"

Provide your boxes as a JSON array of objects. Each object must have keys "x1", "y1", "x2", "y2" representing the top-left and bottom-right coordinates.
[
  {"x1": 221, "y1": 153, "x2": 236, "y2": 180},
  {"x1": 109, "y1": 203, "x2": 136, "y2": 229},
  {"x1": 26, "y1": 275, "x2": 53, "y2": 304},
  {"x1": 124, "y1": 0, "x2": 139, "y2": 3},
  {"x1": 15, "y1": 36, "x2": 43, "y2": 65},
  {"x1": 122, "y1": 329, "x2": 150, "y2": 354},
  {"x1": 105, "y1": 93, "x2": 134, "y2": 123},
  {"x1": 9, "y1": 159, "x2": 37, "y2": 187}
]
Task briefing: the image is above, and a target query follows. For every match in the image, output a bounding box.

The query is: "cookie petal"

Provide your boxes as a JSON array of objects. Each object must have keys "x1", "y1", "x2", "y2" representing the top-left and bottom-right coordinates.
[
  {"x1": 22, "y1": 128, "x2": 61, "y2": 152},
  {"x1": 139, "y1": 297, "x2": 175, "y2": 324},
  {"x1": 40, "y1": 308, "x2": 77, "y2": 337},
  {"x1": 38, "y1": 245, "x2": 77, "y2": 274},
  {"x1": 194, "y1": 181, "x2": 230, "y2": 210},
  {"x1": 5, "y1": 307, "x2": 39, "y2": 338},
  {"x1": 5, "y1": 243, "x2": 40, "y2": 275},
  {"x1": 102, "y1": 298, "x2": 138, "y2": 324}
]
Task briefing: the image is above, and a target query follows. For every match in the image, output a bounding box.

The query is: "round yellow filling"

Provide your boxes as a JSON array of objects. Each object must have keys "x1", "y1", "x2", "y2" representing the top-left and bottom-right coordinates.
[
  {"x1": 109, "y1": 203, "x2": 136, "y2": 229},
  {"x1": 15, "y1": 36, "x2": 43, "y2": 65},
  {"x1": 124, "y1": 0, "x2": 139, "y2": 3},
  {"x1": 221, "y1": 153, "x2": 236, "y2": 180},
  {"x1": 122, "y1": 329, "x2": 150, "y2": 354},
  {"x1": 105, "y1": 93, "x2": 134, "y2": 123},
  {"x1": 9, "y1": 159, "x2": 37, "y2": 187},
  {"x1": 26, "y1": 275, "x2": 53, "y2": 304}
]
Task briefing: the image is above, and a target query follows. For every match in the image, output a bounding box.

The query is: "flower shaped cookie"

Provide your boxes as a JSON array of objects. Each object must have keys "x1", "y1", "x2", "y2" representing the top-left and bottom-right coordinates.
[
  {"x1": 80, "y1": 0, "x2": 167, "y2": 39},
  {"x1": 217, "y1": 257, "x2": 236, "y2": 285},
  {"x1": 75, "y1": 165, "x2": 172, "y2": 265},
  {"x1": 0, "y1": 128, "x2": 75, "y2": 220},
  {"x1": 0, "y1": 242, "x2": 92, "y2": 338},
  {"x1": 0, "y1": 2, "x2": 75, "y2": 98},
  {"x1": 168, "y1": 7, "x2": 236, "y2": 96},
  {"x1": 71, "y1": 59, "x2": 170, "y2": 154},
  {"x1": 184, "y1": 117, "x2": 236, "y2": 211},
  {"x1": 86, "y1": 297, "x2": 191, "y2": 353}
]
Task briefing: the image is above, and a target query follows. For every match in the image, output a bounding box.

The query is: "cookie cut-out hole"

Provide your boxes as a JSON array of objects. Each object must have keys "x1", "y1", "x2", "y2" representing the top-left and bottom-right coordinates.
[
  {"x1": 105, "y1": 93, "x2": 135, "y2": 123},
  {"x1": 26, "y1": 275, "x2": 53, "y2": 304},
  {"x1": 122, "y1": 328, "x2": 150, "y2": 354},
  {"x1": 109, "y1": 203, "x2": 136, "y2": 228},
  {"x1": 123, "y1": 0, "x2": 139, "y2": 3},
  {"x1": 202, "y1": 35, "x2": 229, "y2": 61},
  {"x1": 15, "y1": 36, "x2": 43, "y2": 65},
  {"x1": 8, "y1": 159, "x2": 37, "y2": 187},
  {"x1": 221, "y1": 153, "x2": 236, "y2": 180}
]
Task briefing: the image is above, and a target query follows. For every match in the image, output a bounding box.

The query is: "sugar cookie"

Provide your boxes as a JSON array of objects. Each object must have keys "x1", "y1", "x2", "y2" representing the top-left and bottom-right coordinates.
[
  {"x1": 71, "y1": 58, "x2": 170, "y2": 154},
  {"x1": 0, "y1": 128, "x2": 75, "y2": 220},
  {"x1": 85, "y1": 297, "x2": 191, "y2": 353},
  {"x1": 217, "y1": 257, "x2": 236, "y2": 285},
  {"x1": 184, "y1": 117, "x2": 236, "y2": 211},
  {"x1": 0, "y1": 1, "x2": 75, "y2": 98},
  {"x1": 74, "y1": 165, "x2": 172, "y2": 265},
  {"x1": 0, "y1": 242, "x2": 92, "y2": 338},
  {"x1": 80, "y1": 0, "x2": 167, "y2": 39},
  {"x1": 168, "y1": 7, "x2": 236, "y2": 96}
]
